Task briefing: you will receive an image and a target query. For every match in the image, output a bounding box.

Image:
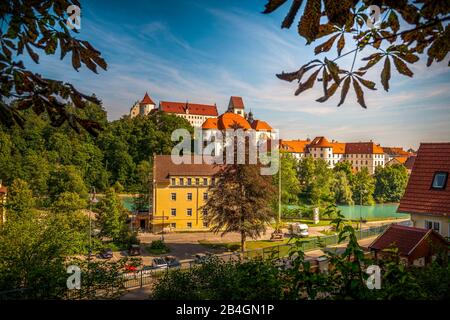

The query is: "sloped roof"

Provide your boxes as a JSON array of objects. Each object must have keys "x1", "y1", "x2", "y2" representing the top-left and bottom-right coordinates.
[
  {"x1": 331, "y1": 142, "x2": 346, "y2": 154},
  {"x1": 0, "y1": 186, "x2": 7, "y2": 194},
  {"x1": 345, "y1": 142, "x2": 384, "y2": 154},
  {"x1": 251, "y1": 120, "x2": 272, "y2": 131},
  {"x1": 398, "y1": 143, "x2": 450, "y2": 216},
  {"x1": 395, "y1": 156, "x2": 408, "y2": 164},
  {"x1": 280, "y1": 140, "x2": 309, "y2": 153},
  {"x1": 217, "y1": 112, "x2": 251, "y2": 130},
  {"x1": 160, "y1": 101, "x2": 218, "y2": 116},
  {"x1": 309, "y1": 136, "x2": 332, "y2": 148},
  {"x1": 229, "y1": 96, "x2": 244, "y2": 109},
  {"x1": 140, "y1": 92, "x2": 155, "y2": 105},
  {"x1": 404, "y1": 155, "x2": 416, "y2": 170},
  {"x1": 201, "y1": 118, "x2": 218, "y2": 130},
  {"x1": 369, "y1": 224, "x2": 438, "y2": 256},
  {"x1": 154, "y1": 155, "x2": 223, "y2": 183},
  {"x1": 383, "y1": 147, "x2": 410, "y2": 157}
]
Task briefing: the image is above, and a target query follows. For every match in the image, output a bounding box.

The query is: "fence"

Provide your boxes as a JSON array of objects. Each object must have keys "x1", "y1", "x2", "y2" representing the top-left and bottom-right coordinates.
[
  {"x1": 0, "y1": 221, "x2": 409, "y2": 297},
  {"x1": 122, "y1": 221, "x2": 402, "y2": 290}
]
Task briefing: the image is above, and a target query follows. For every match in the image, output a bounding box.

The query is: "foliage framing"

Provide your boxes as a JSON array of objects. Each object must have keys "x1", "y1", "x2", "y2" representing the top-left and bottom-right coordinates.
[
  {"x1": 0, "y1": 0, "x2": 107, "y2": 135},
  {"x1": 262, "y1": 0, "x2": 450, "y2": 108}
]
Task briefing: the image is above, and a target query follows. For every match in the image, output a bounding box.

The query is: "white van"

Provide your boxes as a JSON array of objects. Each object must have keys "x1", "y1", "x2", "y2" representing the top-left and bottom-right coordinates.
[{"x1": 290, "y1": 223, "x2": 309, "y2": 238}]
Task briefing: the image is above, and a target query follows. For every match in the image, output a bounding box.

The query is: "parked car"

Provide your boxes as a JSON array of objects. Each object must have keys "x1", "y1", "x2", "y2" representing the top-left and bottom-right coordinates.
[
  {"x1": 124, "y1": 264, "x2": 138, "y2": 272},
  {"x1": 165, "y1": 255, "x2": 181, "y2": 268},
  {"x1": 141, "y1": 265, "x2": 154, "y2": 275},
  {"x1": 128, "y1": 244, "x2": 141, "y2": 256},
  {"x1": 193, "y1": 253, "x2": 214, "y2": 264},
  {"x1": 99, "y1": 248, "x2": 113, "y2": 259},
  {"x1": 151, "y1": 257, "x2": 168, "y2": 269}
]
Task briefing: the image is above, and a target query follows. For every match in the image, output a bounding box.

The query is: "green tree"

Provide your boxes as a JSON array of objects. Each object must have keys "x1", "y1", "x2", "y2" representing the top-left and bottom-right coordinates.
[
  {"x1": 274, "y1": 153, "x2": 301, "y2": 204},
  {"x1": 96, "y1": 188, "x2": 128, "y2": 244},
  {"x1": 297, "y1": 157, "x2": 334, "y2": 205},
  {"x1": 333, "y1": 161, "x2": 354, "y2": 183},
  {"x1": 332, "y1": 171, "x2": 354, "y2": 205},
  {"x1": 203, "y1": 158, "x2": 276, "y2": 252},
  {"x1": 374, "y1": 165, "x2": 409, "y2": 202},
  {"x1": 0, "y1": 211, "x2": 72, "y2": 298},
  {"x1": 5, "y1": 179, "x2": 35, "y2": 219},
  {"x1": 51, "y1": 192, "x2": 87, "y2": 214},
  {"x1": 47, "y1": 165, "x2": 88, "y2": 202},
  {"x1": 352, "y1": 168, "x2": 375, "y2": 205}
]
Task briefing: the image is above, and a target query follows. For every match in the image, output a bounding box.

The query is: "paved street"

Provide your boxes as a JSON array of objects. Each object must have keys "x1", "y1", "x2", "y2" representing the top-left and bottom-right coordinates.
[{"x1": 107, "y1": 218, "x2": 408, "y2": 266}]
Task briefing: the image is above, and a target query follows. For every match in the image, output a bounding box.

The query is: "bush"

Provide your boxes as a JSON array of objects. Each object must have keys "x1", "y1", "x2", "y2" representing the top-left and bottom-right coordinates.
[
  {"x1": 146, "y1": 240, "x2": 170, "y2": 255},
  {"x1": 152, "y1": 257, "x2": 283, "y2": 300}
]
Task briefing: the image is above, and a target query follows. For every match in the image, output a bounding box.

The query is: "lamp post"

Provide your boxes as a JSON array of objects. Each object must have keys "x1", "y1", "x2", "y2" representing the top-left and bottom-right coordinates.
[
  {"x1": 89, "y1": 187, "x2": 99, "y2": 260},
  {"x1": 359, "y1": 187, "x2": 366, "y2": 239}
]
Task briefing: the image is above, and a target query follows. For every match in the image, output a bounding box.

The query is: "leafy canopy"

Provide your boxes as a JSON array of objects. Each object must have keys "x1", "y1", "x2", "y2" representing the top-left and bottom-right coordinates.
[{"x1": 262, "y1": 0, "x2": 450, "y2": 108}]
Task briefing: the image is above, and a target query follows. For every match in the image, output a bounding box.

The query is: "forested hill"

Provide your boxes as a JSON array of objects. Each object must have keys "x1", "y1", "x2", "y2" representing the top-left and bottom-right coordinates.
[{"x1": 0, "y1": 103, "x2": 193, "y2": 201}]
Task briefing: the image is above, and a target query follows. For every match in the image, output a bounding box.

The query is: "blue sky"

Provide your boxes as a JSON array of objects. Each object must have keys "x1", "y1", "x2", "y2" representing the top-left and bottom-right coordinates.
[{"x1": 28, "y1": 0, "x2": 450, "y2": 149}]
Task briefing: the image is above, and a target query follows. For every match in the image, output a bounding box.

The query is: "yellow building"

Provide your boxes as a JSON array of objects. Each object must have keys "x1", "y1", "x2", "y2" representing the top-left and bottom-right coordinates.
[{"x1": 152, "y1": 155, "x2": 222, "y2": 232}]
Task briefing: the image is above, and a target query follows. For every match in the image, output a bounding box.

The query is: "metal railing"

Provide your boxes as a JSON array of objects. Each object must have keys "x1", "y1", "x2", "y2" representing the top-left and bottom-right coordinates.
[{"x1": 121, "y1": 222, "x2": 398, "y2": 289}]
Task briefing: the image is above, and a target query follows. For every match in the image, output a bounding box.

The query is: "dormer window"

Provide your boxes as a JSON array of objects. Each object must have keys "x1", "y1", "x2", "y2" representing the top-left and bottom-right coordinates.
[{"x1": 431, "y1": 172, "x2": 448, "y2": 190}]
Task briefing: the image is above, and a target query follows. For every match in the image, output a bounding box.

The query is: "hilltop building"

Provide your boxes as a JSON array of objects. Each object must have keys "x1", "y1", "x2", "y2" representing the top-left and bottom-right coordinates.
[
  {"x1": 130, "y1": 92, "x2": 218, "y2": 127},
  {"x1": 201, "y1": 97, "x2": 276, "y2": 156},
  {"x1": 281, "y1": 137, "x2": 385, "y2": 174}
]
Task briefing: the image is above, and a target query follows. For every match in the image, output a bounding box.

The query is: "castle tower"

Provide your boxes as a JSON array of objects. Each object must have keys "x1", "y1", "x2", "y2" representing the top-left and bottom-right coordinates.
[
  {"x1": 227, "y1": 96, "x2": 245, "y2": 116},
  {"x1": 130, "y1": 92, "x2": 156, "y2": 118}
]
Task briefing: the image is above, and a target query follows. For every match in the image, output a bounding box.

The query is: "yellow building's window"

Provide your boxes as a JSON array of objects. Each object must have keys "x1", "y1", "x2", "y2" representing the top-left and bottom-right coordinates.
[
  {"x1": 187, "y1": 178, "x2": 192, "y2": 186},
  {"x1": 171, "y1": 178, "x2": 176, "y2": 185},
  {"x1": 171, "y1": 193, "x2": 176, "y2": 201},
  {"x1": 195, "y1": 178, "x2": 200, "y2": 185},
  {"x1": 179, "y1": 178, "x2": 184, "y2": 186},
  {"x1": 187, "y1": 222, "x2": 192, "y2": 228},
  {"x1": 203, "y1": 192, "x2": 208, "y2": 200},
  {"x1": 203, "y1": 178, "x2": 208, "y2": 185},
  {"x1": 187, "y1": 208, "x2": 192, "y2": 216},
  {"x1": 171, "y1": 223, "x2": 176, "y2": 228},
  {"x1": 187, "y1": 193, "x2": 192, "y2": 201},
  {"x1": 171, "y1": 208, "x2": 176, "y2": 216}
]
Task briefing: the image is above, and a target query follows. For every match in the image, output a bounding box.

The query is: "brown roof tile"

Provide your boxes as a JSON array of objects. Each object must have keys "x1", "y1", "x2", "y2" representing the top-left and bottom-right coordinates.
[
  {"x1": 398, "y1": 143, "x2": 450, "y2": 216},
  {"x1": 369, "y1": 224, "x2": 435, "y2": 256},
  {"x1": 160, "y1": 101, "x2": 218, "y2": 116},
  {"x1": 345, "y1": 142, "x2": 384, "y2": 154},
  {"x1": 154, "y1": 155, "x2": 223, "y2": 183},
  {"x1": 229, "y1": 96, "x2": 244, "y2": 109}
]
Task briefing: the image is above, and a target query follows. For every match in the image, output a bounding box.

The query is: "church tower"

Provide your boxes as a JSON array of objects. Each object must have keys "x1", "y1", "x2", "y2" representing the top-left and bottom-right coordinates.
[{"x1": 227, "y1": 96, "x2": 245, "y2": 116}]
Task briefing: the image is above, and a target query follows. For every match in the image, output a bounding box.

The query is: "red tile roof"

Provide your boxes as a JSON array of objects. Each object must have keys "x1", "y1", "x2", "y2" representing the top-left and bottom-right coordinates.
[
  {"x1": 345, "y1": 142, "x2": 384, "y2": 154},
  {"x1": 383, "y1": 147, "x2": 410, "y2": 157},
  {"x1": 201, "y1": 118, "x2": 218, "y2": 130},
  {"x1": 280, "y1": 140, "x2": 309, "y2": 153},
  {"x1": 159, "y1": 101, "x2": 218, "y2": 116},
  {"x1": 140, "y1": 92, "x2": 155, "y2": 105},
  {"x1": 154, "y1": 155, "x2": 223, "y2": 183},
  {"x1": 309, "y1": 136, "x2": 332, "y2": 148},
  {"x1": 369, "y1": 224, "x2": 433, "y2": 256},
  {"x1": 217, "y1": 112, "x2": 251, "y2": 130},
  {"x1": 331, "y1": 142, "x2": 346, "y2": 154},
  {"x1": 229, "y1": 96, "x2": 244, "y2": 109},
  {"x1": 251, "y1": 120, "x2": 272, "y2": 131},
  {"x1": 0, "y1": 186, "x2": 7, "y2": 194},
  {"x1": 398, "y1": 143, "x2": 450, "y2": 216}
]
